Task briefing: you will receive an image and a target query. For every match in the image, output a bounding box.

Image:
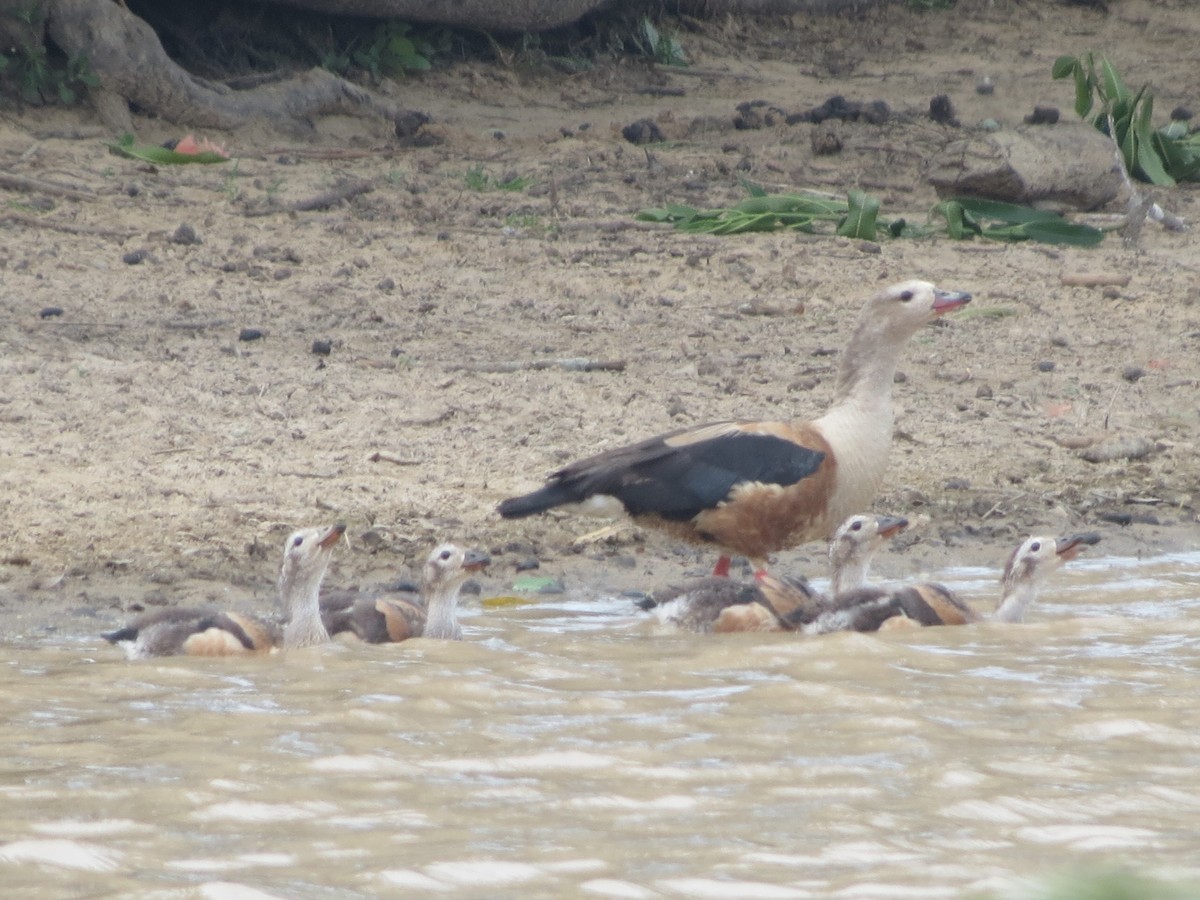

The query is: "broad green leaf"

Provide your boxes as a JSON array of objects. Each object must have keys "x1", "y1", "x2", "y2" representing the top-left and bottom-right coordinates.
[
  {"x1": 1154, "y1": 131, "x2": 1200, "y2": 181},
  {"x1": 931, "y1": 200, "x2": 967, "y2": 239},
  {"x1": 1019, "y1": 220, "x2": 1105, "y2": 247},
  {"x1": 387, "y1": 36, "x2": 416, "y2": 57},
  {"x1": 1136, "y1": 134, "x2": 1175, "y2": 185},
  {"x1": 738, "y1": 177, "x2": 767, "y2": 197},
  {"x1": 1074, "y1": 72, "x2": 1093, "y2": 119},
  {"x1": 108, "y1": 135, "x2": 231, "y2": 165},
  {"x1": 1120, "y1": 121, "x2": 1137, "y2": 172},
  {"x1": 1101, "y1": 57, "x2": 1128, "y2": 102},
  {"x1": 837, "y1": 189, "x2": 880, "y2": 239},
  {"x1": 951, "y1": 197, "x2": 1060, "y2": 225},
  {"x1": 1051, "y1": 55, "x2": 1078, "y2": 80}
]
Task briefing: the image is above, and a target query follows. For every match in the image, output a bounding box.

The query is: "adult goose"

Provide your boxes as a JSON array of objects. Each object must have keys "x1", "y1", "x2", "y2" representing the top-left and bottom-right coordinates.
[
  {"x1": 498, "y1": 280, "x2": 970, "y2": 575},
  {"x1": 789, "y1": 532, "x2": 1101, "y2": 634},
  {"x1": 641, "y1": 513, "x2": 907, "y2": 634},
  {"x1": 323, "y1": 543, "x2": 490, "y2": 643},
  {"x1": 103, "y1": 523, "x2": 345, "y2": 658}
]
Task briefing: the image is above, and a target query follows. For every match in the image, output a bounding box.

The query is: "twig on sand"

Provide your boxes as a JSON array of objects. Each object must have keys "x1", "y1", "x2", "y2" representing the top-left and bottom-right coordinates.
[
  {"x1": 264, "y1": 147, "x2": 390, "y2": 159},
  {"x1": 0, "y1": 172, "x2": 96, "y2": 201},
  {"x1": 368, "y1": 451, "x2": 423, "y2": 466},
  {"x1": 243, "y1": 180, "x2": 374, "y2": 216},
  {"x1": 0, "y1": 212, "x2": 133, "y2": 240},
  {"x1": 451, "y1": 358, "x2": 627, "y2": 374},
  {"x1": 1060, "y1": 273, "x2": 1132, "y2": 288},
  {"x1": 291, "y1": 180, "x2": 375, "y2": 211}
]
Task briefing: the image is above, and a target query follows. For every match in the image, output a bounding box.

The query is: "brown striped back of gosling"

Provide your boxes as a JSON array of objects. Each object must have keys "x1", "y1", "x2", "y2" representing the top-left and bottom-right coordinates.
[
  {"x1": 103, "y1": 523, "x2": 344, "y2": 659},
  {"x1": 789, "y1": 532, "x2": 1100, "y2": 634},
  {"x1": 323, "y1": 543, "x2": 490, "y2": 643}
]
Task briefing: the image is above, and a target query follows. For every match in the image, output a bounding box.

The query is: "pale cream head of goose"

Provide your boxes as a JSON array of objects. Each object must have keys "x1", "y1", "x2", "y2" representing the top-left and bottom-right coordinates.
[
  {"x1": 278, "y1": 523, "x2": 345, "y2": 615},
  {"x1": 993, "y1": 532, "x2": 1101, "y2": 622},
  {"x1": 828, "y1": 513, "x2": 909, "y2": 595},
  {"x1": 422, "y1": 543, "x2": 491, "y2": 592}
]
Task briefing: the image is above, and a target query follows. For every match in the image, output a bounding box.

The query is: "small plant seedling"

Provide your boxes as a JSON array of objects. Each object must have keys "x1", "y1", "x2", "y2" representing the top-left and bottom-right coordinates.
[
  {"x1": 463, "y1": 166, "x2": 533, "y2": 192},
  {"x1": 1053, "y1": 53, "x2": 1200, "y2": 184}
]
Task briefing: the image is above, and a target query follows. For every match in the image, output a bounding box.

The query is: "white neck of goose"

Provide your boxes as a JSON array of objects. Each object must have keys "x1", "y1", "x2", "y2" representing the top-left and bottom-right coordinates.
[
  {"x1": 831, "y1": 549, "x2": 874, "y2": 596},
  {"x1": 811, "y1": 318, "x2": 908, "y2": 524},
  {"x1": 990, "y1": 560, "x2": 1054, "y2": 624},
  {"x1": 423, "y1": 577, "x2": 466, "y2": 640},
  {"x1": 280, "y1": 558, "x2": 333, "y2": 648}
]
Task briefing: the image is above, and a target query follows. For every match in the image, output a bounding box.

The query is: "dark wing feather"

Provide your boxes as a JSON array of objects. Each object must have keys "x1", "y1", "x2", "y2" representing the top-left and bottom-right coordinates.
[
  {"x1": 499, "y1": 424, "x2": 825, "y2": 521},
  {"x1": 103, "y1": 608, "x2": 258, "y2": 652}
]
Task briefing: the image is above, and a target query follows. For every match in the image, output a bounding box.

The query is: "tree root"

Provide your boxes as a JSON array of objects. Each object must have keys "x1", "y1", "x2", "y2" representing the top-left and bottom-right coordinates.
[{"x1": 45, "y1": 0, "x2": 425, "y2": 135}]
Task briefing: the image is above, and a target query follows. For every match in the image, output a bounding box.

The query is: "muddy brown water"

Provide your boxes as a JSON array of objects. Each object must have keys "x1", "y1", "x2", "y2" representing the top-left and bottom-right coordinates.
[{"x1": 2, "y1": 551, "x2": 1198, "y2": 898}]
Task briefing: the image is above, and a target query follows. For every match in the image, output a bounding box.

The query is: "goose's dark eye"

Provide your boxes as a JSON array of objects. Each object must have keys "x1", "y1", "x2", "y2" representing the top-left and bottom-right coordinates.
[
  {"x1": 293, "y1": 536, "x2": 304, "y2": 547},
  {"x1": 851, "y1": 521, "x2": 863, "y2": 531},
  {"x1": 899, "y1": 290, "x2": 913, "y2": 302},
  {"x1": 439, "y1": 550, "x2": 452, "y2": 561},
  {"x1": 1029, "y1": 541, "x2": 1041, "y2": 553}
]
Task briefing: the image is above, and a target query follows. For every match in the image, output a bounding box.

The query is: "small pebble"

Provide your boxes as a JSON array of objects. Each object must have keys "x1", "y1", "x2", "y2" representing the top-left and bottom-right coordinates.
[
  {"x1": 944, "y1": 478, "x2": 971, "y2": 491},
  {"x1": 622, "y1": 118, "x2": 665, "y2": 145},
  {"x1": 1170, "y1": 105, "x2": 1193, "y2": 121},
  {"x1": 122, "y1": 249, "x2": 149, "y2": 265},
  {"x1": 311, "y1": 340, "x2": 332, "y2": 356},
  {"x1": 39, "y1": 306, "x2": 64, "y2": 318},
  {"x1": 1024, "y1": 106, "x2": 1060, "y2": 125},
  {"x1": 1036, "y1": 360, "x2": 1056, "y2": 372},
  {"x1": 273, "y1": 267, "x2": 292, "y2": 281},
  {"x1": 515, "y1": 557, "x2": 540, "y2": 572},
  {"x1": 975, "y1": 384, "x2": 993, "y2": 399},
  {"x1": 170, "y1": 223, "x2": 200, "y2": 245},
  {"x1": 1080, "y1": 436, "x2": 1155, "y2": 463},
  {"x1": 239, "y1": 328, "x2": 265, "y2": 342},
  {"x1": 929, "y1": 94, "x2": 959, "y2": 126},
  {"x1": 1122, "y1": 365, "x2": 1146, "y2": 383},
  {"x1": 976, "y1": 76, "x2": 995, "y2": 95},
  {"x1": 377, "y1": 277, "x2": 396, "y2": 291}
]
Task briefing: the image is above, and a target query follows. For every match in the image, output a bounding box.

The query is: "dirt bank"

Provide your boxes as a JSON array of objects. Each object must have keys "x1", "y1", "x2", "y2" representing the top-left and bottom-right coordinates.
[{"x1": 1, "y1": 0, "x2": 1197, "y2": 644}]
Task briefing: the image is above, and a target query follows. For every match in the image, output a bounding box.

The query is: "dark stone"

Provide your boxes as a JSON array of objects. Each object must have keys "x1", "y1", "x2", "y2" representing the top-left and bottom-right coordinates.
[
  {"x1": 1170, "y1": 105, "x2": 1193, "y2": 121},
  {"x1": 929, "y1": 94, "x2": 959, "y2": 126},
  {"x1": 1122, "y1": 366, "x2": 1146, "y2": 383},
  {"x1": 122, "y1": 248, "x2": 149, "y2": 265},
  {"x1": 392, "y1": 109, "x2": 431, "y2": 140},
  {"x1": 311, "y1": 340, "x2": 332, "y2": 356},
  {"x1": 515, "y1": 557, "x2": 540, "y2": 572},
  {"x1": 1024, "y1": 106, "x2": 1060, "y2": 125},
  {"x1": 170, "y1": 223, "x2": 200, "y2": 245},
  {"x1": 622, "y1": 119, "x2": 665, "y2": 144},
  {"x1": 238, "y1": 328, "x2": 265, "y2": 342},
  {"x1": 39, "y1": 306, "x2": 64, "y2": 318},
  {"x1": 811, "y1": 123, "x2": 843, "y2": 155},
  {"x1": 1036, "y1": 360, "x2": 1056, "y2": 372}
]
